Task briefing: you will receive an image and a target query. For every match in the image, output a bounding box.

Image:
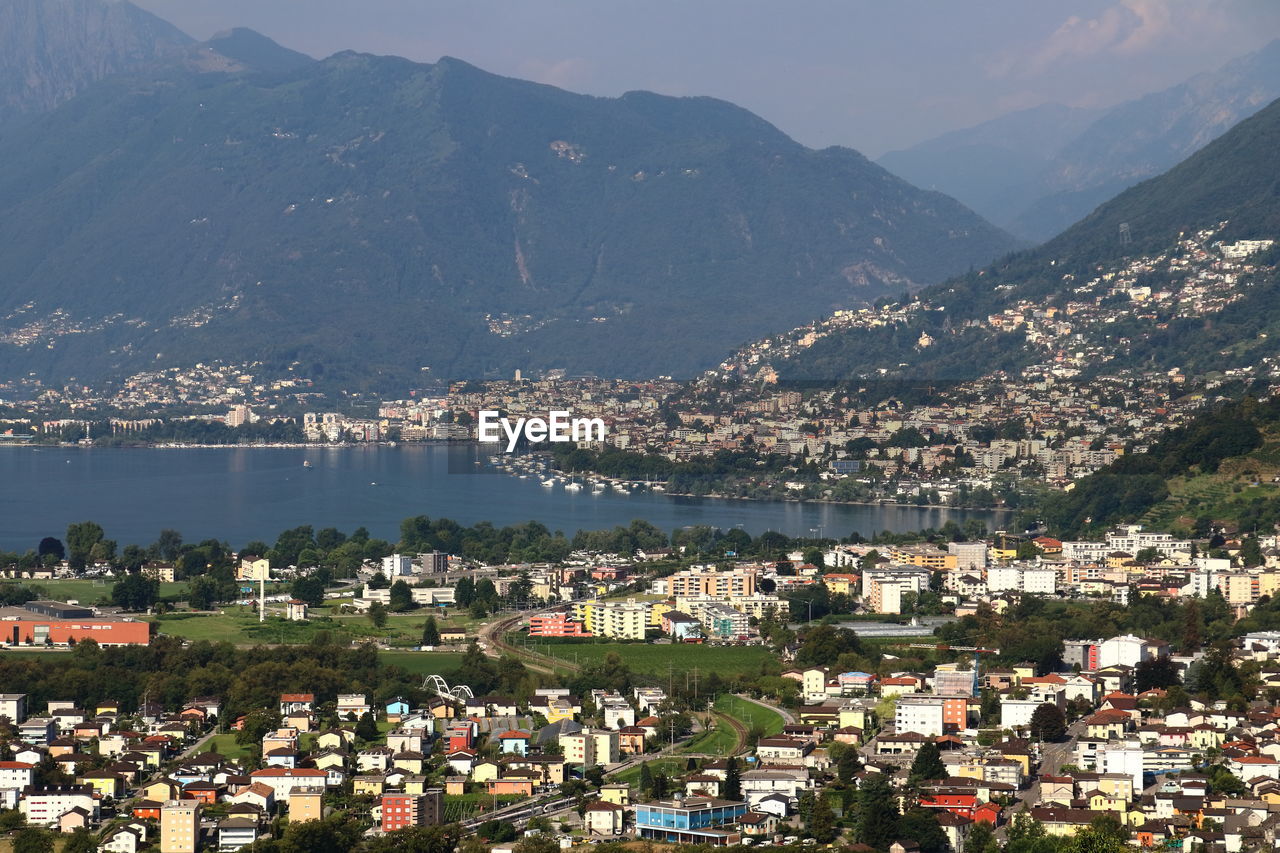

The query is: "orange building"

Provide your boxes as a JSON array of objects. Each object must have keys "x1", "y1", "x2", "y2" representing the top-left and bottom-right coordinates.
[{"x1": 0, "y1": 602, "x2": 150, "y2": 646}]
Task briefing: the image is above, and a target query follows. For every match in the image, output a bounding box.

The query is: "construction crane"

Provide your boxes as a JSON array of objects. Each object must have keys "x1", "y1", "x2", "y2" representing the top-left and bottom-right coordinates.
[{"x1": 889, "y1": 643, "x2": 1001, "y2": 696}]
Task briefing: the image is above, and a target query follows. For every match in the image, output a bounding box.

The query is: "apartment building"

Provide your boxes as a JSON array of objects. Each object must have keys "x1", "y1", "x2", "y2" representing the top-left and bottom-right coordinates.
[{"x1": 160, "y1": 800, "x2": 200, "y2": 853}]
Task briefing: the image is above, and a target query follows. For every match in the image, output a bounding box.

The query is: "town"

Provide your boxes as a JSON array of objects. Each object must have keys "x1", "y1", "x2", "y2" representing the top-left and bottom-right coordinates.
[{"x1": 4, "y1": 514, "x2": 1280, "y2": 852}]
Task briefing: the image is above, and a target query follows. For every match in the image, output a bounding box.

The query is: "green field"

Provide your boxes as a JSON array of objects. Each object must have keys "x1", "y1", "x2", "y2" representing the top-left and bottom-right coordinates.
[
  {"x1": 684, "y1": 695, "x2": 786, "y2": 755},
  {"x1": 684, "y1": 715, "x2": 739, "y2": 755},
  {"x1": 537, "y1": 642, "x2": 776, "y2": 679},
  {"x1": 1, "y1": 577, "x2": 191, "y2": 606},
  {"x1": 378, "y1": 651, "x2": 466, "y2": 676},
  {"x1": 610, "y1": 756, "x2": 687, "y2": 786},
  {"x1": 146, "y1": 602, "x2": 477, "y2": 649},
  {"x1": 205, "y1": 733, "x2": 253, "y2": 759},
  {"x1": 717, "y1": 694, "x2": 785, "y2": 737}
]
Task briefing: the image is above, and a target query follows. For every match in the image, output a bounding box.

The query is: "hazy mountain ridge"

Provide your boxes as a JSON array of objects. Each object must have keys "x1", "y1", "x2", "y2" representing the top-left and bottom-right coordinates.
[
  {"x1": 0, "y1": 48, "x2": 1018, "y2": 387},
  {"x1": 879, "y1": 39, "x2": 1280, "y2": 241}
]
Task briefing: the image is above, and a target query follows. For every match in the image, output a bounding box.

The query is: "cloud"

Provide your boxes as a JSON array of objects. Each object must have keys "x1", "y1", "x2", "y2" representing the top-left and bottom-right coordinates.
[{"x1": 989, "y1": 0, "x2": 1237, "y2": 79}]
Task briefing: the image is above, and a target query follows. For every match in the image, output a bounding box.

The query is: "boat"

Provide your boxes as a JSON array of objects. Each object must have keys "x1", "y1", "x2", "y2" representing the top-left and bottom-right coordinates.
[
  {"x1": 592, "y1": 482, "x2": 606, "y2": 493},
  {"x1": 564, "y1": 482, "x2": 583, "y2": 492},
  {"x1": 541, "y1": 478, "x2": 556, "y2": 488},
  {"x1": 302, "y1": 460, "x2": 313, "y2": 468}
]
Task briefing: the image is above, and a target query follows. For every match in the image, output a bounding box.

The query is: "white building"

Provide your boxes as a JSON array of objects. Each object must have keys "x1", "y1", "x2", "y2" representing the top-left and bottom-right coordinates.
[
  {"x1": 1097, "y1": 635, "x2": 1150, "y2": 670},
  {"x1": 895, "y1": 695, "x2": 945, "y2": 737},
  {"x1": 1102, "y1": 742, "x2": 1145, "y2": 792},
  {"x1": 999, "y1": 698, "x2": 1042, "y2": 730}
]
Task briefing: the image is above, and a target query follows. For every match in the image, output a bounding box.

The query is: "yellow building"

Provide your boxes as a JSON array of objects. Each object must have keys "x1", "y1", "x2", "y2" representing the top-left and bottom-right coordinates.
[
  {"x1": 288, "y1": 788, "x2": 324, "y2": 823},
  {"x1": 353, "y1": 777, "x2": 385, "y2": 797},
  {"x1": 822, "y1": 574, "x2": 860, "y2": 596},
  {"x1": 649, "y1": 600, "x2": 675, "y2": 628},
  {"x1": 838, "y1": 706, "x2": 870, "y2": 732},
  {"x1": 599, "y1": 783, "x2": 630, "y2": 806}
]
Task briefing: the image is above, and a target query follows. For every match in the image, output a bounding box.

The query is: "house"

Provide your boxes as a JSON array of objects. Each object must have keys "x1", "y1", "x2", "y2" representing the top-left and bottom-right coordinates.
[
  {"x1": 738, "y1": 810, "x2": 780, "y2": 837},
  {"x1": 584, "y1": 800, "x2": 626, "y2": 835},
  {"x1": 498, "y1": 730, "x2": 530, "y2": 756},
  {"x1": 336, "y1": 694, "x2": 371, "y2": 719},
  {"x1": 218, "y1": 816, "x2": 260, "y2": 850},
  {"x1": 99, "y1": 823, "x2": 147, "y2": 853},
  {"x1": 231, "y1": 782, "x2": 275, "y2": 812},
  {"x1": 279, "y1": 694, "x2": 315, "y2": 716}
]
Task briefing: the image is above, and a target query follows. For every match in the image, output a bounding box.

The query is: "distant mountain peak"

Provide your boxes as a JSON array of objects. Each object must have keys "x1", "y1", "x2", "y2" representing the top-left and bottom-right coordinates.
[{"x1": 197, "y1": 26, "x2": 313, "y2": 74}]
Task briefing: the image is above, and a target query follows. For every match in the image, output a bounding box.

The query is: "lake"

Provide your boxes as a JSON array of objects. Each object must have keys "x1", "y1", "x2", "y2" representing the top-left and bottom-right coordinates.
[{"x1": 0, "y1": 444, "x2": 1010, "y2": 551}]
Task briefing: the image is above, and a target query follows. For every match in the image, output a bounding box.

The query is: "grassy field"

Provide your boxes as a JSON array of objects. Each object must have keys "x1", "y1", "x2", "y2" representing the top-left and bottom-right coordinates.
[
  {"x1": 378, "y1": 651, "x2": 466, "y2": 676},
  {"x1": 205, "y1": 732, "x2": 253, "y2": 760},
  {"x1": 0, "y1": 577, "x2": 191, "y2": 606},
  {"x1": 610, "y1": 756, "x2": 687, "y2": 786},
  {"x1": 146, "y1": 602, "x2": 478, "y2": 648},
  {"x1": 537, "y1": 642, "x2": 776, "y2": 679},
  {"x1": 684, "y1": 694, "x2": 786, "y2": 755},
  {"x1": 717, "y1": 694, "x2": 785, "y2": 737}
]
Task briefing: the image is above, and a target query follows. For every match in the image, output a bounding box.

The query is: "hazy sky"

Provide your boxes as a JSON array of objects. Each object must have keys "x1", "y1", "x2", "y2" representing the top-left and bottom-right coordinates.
[{"x1": 133, "y1": 0, "x2": 1280, "y2": 157}]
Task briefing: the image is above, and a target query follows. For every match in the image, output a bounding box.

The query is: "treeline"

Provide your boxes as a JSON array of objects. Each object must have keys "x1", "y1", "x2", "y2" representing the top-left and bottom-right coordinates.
[{"x1": 45, "y1": 419, "x2": 306, "y2": 446}]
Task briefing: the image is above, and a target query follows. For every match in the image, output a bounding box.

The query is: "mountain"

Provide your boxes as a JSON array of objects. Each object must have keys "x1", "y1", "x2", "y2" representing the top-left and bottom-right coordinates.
[
  {"x1": 877, "y1": 104, "x2": 1102, "y2": 233},
  {"x1": 0, "y1": 51, "x2": 1018, "y2": 388},
  {"x1": 778, "y1": 93, "x2": 1280, "y2": 384},
  {"x1": 0, "y1": 0, "x2": 193, "y2": 120},
  {"x1": 879, "y1": 39, "x2": 1280, "y2": 241}
]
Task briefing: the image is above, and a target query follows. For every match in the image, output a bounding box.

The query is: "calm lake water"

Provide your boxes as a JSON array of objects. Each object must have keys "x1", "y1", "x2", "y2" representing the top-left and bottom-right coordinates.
[{"x1": 0, "y1": 444, "x2": 1010, "y2": 551}]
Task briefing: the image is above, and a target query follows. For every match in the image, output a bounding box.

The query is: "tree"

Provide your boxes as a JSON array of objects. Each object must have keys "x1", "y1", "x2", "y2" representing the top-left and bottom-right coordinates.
[
  {"x1": 112, "y1": 572, "x2": 159, "y2": 611},
  {"x1": 1135, "y1": 656, "x2": 1180, "y2": 692},
  {"x1": 389, "y1": 579, "x2": 415, "y2": 612},
  {"x1": 1028, "y1": 702, "x2": 1067, "y2": 741},
  {"x1": 454, "y1": 576, "x2": 475, "y2": 607},
  {"x1": 65, "y1": 521, "x2": 105, "y2": 570},
  {"x1": 155, "y1": 529, "x2": 184, "y2": 561},
  {"x1": 808, "y1": 794, "x2": 838, "y2": 843},
  {"x1": 61, "y1": 829, "x2": 97, "y2": 853},
  {"x1": 638, "y1": 762, "x2": 654, "y2": 796},
  {"x1": 355, "y1": 710, "x2": 379, "y2": 740},
  {"x1": 898, "y1": 808, "x2": 948, "y2": 853},
  {"x1": 292, "y1": 576, "x2": 325, "y2": 607},
  {"x1": 36, "y1": 537, "x2": 64, "y2": 561},
  {"x1": 367, "y1": 601, "x2": 388, "y2": 629},
  {"x1": 12, "y1": 827, "x2": 54, "y2": 853},
  {"x1": 1240, "y1": 536, "x2": 1265, "y2": 568},
  {"x1": 724, "y1": 756, "x2": 741, "y2": 801},
  {"x1": 837, "y1": 743, "x2": 861, "y2": 784},
  {"x1": 964, "y1": 821, "x2": 1000, "y2": 853},
  {"x1": 909, "y1": 739, "x2": 945, "y2": 784},
  {"x1": 1069, "y1": 815, "x2": 1129, "y2": 853},
  {"x1": 421, "y1": 615, "x2": 441, "y2": 646},
  {"x1": 187, "y1": 576, "x2": 221, "y2": 610},
  {"x1": 853, "y1": 772, "x2": 898, "y2": 849}
]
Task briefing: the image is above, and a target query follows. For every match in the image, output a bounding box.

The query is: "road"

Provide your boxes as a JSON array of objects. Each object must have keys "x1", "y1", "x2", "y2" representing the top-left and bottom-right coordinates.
[{"x1": 1005, "y1": 718, "x2": 1086, "y2": 833}]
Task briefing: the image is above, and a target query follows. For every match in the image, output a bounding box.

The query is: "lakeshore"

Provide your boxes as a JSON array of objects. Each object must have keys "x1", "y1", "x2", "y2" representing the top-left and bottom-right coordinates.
[{"x1": 0, "y1": 444, "x2": 1010, "y2": 550}]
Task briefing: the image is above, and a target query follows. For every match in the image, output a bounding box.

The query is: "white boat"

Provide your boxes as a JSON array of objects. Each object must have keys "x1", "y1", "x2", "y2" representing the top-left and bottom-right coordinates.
[
  {"x1": 564, "y1": 482, "x2": 583, "y2": 492},
  {"x1": 592, "y1": 482, "x2": 606, "y2": 493},
  {"x1": 541, "y1": 478, "x2": 556, "y2": 487}
]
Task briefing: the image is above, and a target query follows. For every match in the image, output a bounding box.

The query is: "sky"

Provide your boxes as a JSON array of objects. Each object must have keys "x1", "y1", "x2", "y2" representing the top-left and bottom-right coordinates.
[{"x1": 132, "y1": 0, "x2": 1280, "y2": 158}]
